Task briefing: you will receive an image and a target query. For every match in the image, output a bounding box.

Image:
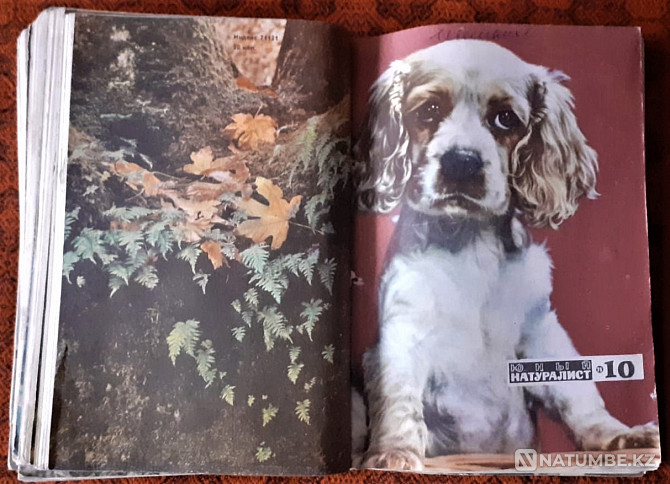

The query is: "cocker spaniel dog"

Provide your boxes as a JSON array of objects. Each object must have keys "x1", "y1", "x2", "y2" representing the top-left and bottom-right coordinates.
[{"x1": 355, "y1": 39, "x2": 659, "y2": 471}]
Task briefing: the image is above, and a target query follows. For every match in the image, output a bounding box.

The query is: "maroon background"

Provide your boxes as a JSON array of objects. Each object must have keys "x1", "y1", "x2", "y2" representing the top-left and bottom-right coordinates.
[
  {"x1": 2, "y1": 1, "x2": 670, "y2": 483},
  {"x1": 351, "y1": 24, "x2": 655, "y2": 453}
]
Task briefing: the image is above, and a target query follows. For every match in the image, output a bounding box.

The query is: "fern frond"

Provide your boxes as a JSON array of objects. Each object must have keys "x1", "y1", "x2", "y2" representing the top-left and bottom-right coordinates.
[
  {"x1": 108, "y1": 276, "x2": 126, "y2": 298},
  {"x1": 298, "y1": 249, "x2": 319, "y2": 285},
  {"x1": 134, "y1": 264, "x2": 159, "y2": 289},
  {"x1": 193, "y1": 272, "x2": 209, "y2": 294},
  {"x1": 118, "y1": 230, "x2": 144, "y2": 258},
  {"x1": 243, "y1": 288, "x2": 259, "y2": 308},
  {"x1": 166, "y1": 319, "x2": 200, "y2": 364},
  {"x1": 262, "y1": 404, "x2": 279, "y2": 427},
  {"x1": 289, "y1": 346, "x2": 301, "y2": 364},
  {"x1": 241, "y1": 244, "x2": 269, "y2": 273},
  {"x1": 64, "y1": 207, "x2": 80, "y2": 241},
  {"x1": 221, "y1": 384, "x2": 235, "y2": 405},
  {"x1": 231, "y1": 326, "x2": 246, "y2": 342},
  {"x1": 62, "y1": 251, "x2": 80, "y2": 283},
  {"x1": 287, "y1": 362, "x2": 304, "y2": 384},
  {"x1": 299, "y1": 299, "x2": 323, "y2": 340},
  {"x1": 255, "y1": 444, "x2": 273, "y2": 462},
  {"x1": 322, "y1": 344, "x2": 335, "y2": 363},
  {"x1": 72, "y1": 228, "x2": 106, "y2": 263},
  {"x1": 295, "y1": 399, "x2": 311, "y2": 424},
  {"x1": 304, "y1": 377, "x2": 317, "y2": 392},
  {"x1": 318, "y1": 258, "x2": 336, "y2": 294},
  {"x1": 177, "y1": 245, "x2": 201, "y2": 273},
  {"x1": 195, "y1": 339, "x2": 216, "y2": 386}
]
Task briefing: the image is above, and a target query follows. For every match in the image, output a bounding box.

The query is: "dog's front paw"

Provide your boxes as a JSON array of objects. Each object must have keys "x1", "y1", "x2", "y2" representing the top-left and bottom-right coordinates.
[
  {"x1": 606, "y1": 423, "x2": 660, "y2": 450},
  {"x1": 363, "y1": 448, "x2": 424, "y2": 471}
]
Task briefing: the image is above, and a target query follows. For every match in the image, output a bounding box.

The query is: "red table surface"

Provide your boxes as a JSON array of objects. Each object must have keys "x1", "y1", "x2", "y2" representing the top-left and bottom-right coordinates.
[{"x1": 1, "y1": 1, "x2": 670, "y2": 483}]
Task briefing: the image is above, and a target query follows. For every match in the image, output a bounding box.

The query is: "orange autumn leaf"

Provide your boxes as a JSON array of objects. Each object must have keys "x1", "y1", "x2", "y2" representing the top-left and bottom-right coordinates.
[
  {"x1": 234, "y1": 77, "x2": 277, "y2": 98},
  {"x1": 235, "y1": 177, "x2": 302, "y2": 250},
  {"x1": 143, "y1": 171, "x2": 161, "y2": 196},
  {"x1": 223, "y1": 113, "x2": 277, "y2": 151},
  {"x1": 184, "y1": 146, "x2": 215, "y2": 175},
  {"x1": 114, "y1": 161, "x2": 144, "y2": 174},
  {"x1": 201, "y1": 240, "x2": 225, "y2": 270}
]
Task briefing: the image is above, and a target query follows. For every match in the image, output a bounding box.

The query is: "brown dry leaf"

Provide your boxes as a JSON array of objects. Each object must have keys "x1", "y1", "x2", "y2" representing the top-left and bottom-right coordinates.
[
  {"x1": 234, "y1": 77, "x2": 277, "y2": 98},
  {"x1": 114, "y1": 161, "x2": 144, "y2": 174},
  {"x1": 184, "y1": 146, "x2": 215, "y2": 175},
  {"x1": 235, "y1": 76, "x2": 260, "y2": 92},
  {"x1": 143, "y1": 172, "x2": 161, "y2": 196},
  {"x1": 223, "y1": 113, "x2": 277, "y2": 151},
  {"x1": 201, "y1": 240, "x2": 224, "y2": 270},
  {"x1": 235, "y1": 177, "x2": 302, "y2": 250}
]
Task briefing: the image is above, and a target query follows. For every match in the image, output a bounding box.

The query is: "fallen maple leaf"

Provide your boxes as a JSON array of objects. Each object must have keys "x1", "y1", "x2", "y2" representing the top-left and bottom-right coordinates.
[
  {"x1": 201, "y1": 240, "x2": 225, "y2": 270},
  {"x1": 183, "y1": 147, "x2": 252, "y2": 197},
  {"x1": 143, "y1": 171, "x2": 161, "y2": 196},
  {"x1": 235, "y1": 177, "x2": 302, "y2": 250},
  {"x1": 223, "y1": 113, "x2": 277, "y2": 151},
  {"x1": 114, "y1": 161, "x2": 144, "y2": 174},
  {"x1": 184, "y1": 146, "x2": 215, "y2": 175}
]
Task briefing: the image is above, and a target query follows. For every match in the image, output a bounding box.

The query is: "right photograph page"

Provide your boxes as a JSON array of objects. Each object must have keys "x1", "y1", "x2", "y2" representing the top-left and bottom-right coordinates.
[{"x1": 351, "y1": 23, "x2": 659, "y2": 475}]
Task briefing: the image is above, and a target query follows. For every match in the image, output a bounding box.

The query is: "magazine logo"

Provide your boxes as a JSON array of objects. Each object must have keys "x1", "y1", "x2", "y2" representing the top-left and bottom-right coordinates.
[
  {"x1": 508, "y1": 354, "x2": 644, "y2": 386},
  {"x1": 514, "y1": 449, "x2": 658, "y2": 471},
  {"x1": 514, "y1": 449, "x2": 537, "y2": 471}
]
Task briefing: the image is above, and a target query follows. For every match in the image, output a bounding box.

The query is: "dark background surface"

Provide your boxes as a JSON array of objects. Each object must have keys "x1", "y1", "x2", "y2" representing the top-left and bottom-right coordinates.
[{"x1": 2, "y1": 0, "x2": 670, "y2": 483}]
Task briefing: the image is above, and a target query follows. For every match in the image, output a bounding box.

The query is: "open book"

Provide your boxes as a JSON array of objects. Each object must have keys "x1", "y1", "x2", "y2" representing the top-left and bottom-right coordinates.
[{"x1": 10, "y1": 8, "x2": 660, "y2": 480}]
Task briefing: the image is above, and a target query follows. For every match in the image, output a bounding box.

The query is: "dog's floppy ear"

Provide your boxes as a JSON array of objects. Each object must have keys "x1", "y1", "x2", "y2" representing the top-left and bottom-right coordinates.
[
  {"x1": 355, "y1": 61, "x2": 413, "y2": 213},
  {"x1": 511, "y1": 70, "x2": 598, "y2": 228}
]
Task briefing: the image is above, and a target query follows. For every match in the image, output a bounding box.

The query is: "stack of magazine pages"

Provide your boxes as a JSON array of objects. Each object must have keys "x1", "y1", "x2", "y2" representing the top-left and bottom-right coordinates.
[{"x1": 10, "y1": 7, "x2": 661, "y2": 480}]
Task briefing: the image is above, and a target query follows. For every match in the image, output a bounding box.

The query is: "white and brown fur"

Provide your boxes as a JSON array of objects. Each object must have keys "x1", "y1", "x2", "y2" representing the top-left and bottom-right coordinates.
[{"x1": 355, "y1": 40, "x2": 659, "y2": 471}]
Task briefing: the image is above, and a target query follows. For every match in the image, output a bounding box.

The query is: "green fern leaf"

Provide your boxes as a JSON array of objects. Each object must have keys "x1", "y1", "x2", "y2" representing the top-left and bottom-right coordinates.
[
  {"x1": 289, "y1": 346, "x2": 301, "y2": 364},
  {"x1": 295, "y1": 399, "x2": 311, "y2": 424},
  {"x1": 231, "y1": 299, "x2": 242, "y2": 313},
  {"x1": 134, "y1": 264, "x2": 159, "y2": 289},
  {"x1": 108, "y1": 276, "x2": 126, "y2": 297},
  {"x1": 221, "y1": 384, "x2": 235, "y2": 405},
  {"x1": 231, "y1": 326, "x2": 246, "y2": 342},
  {"x1": 118, "y1": 230, "x2": 144, "y2": 258},
  {"x1": 247, "y1": 395, "x2": 255, "y2": 407},
  {"x1": 64, "y1": 207, "x2": 80, "y2": 241},
  {"x1": 299, "y1": 299, "x2": 323, "y2": 340},
  {"x1": 193, "y1": 272, "x2": 209, "y2": 294},
  {"x1": 177, "y1": 245, "x2": 201, "y2": 273},
  {"x1": 318, "y1": 258, "x2": 336, "y2": 294},
  {"x1": 304, "y1": 377, "x2": 317, "y2": 392},
  {"x1": 195, "y1": 339, "x2": 216, "y2": 386},
  {"x1": 146, "y1": 221, "x2": 174, "y2": 258},
  {"x1": 243, "y1": 288, "x2": 259, "y2": 308},
  {"x1": 287, "y1": 362, "x2": 304, "y2": 384},
  {"x1": 298, "y1": 249, "x2": 319, "y2": 285},
  {"x1": 262, "y1": 404, "x2": 279, "y2": 426},
  {"x1": 258, "y1": 306, "x2": 292, "y2": 351},
  {"x1": 166, "y1": 319, "x2": 200, "y2": 364},
  {"x1": 241, "y1": 311, "x2": 253, "y2": 326},
  {"x1": 72, "y1": 228, "x2": 106, "y2": 263},
  {"x1": 62, "y1": 251, "x2": 79, "y2": 283},
  {"x1": 241, "y1": 244, "x2": 269, "y2": 273},
  {"x1": 322, "y1": 344, "x2": 335, "y2": 364},
  {"x1": 255, "y1": 444, "x2": 273, "y2": 462}
]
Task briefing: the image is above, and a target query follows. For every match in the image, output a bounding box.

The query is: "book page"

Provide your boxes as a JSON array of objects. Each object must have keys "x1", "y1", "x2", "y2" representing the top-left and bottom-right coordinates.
[
  {"x1": 50, "y1": 11, "x2": 351, "y2": 475},
  {"x1": 351, "y1": 24, "x2": 659, "y2": 474}
]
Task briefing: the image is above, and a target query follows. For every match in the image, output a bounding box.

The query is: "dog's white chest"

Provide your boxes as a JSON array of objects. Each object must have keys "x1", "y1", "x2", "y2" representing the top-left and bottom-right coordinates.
[{"x1": 378, "y1": 238, "x2": 553, "y2": 454}]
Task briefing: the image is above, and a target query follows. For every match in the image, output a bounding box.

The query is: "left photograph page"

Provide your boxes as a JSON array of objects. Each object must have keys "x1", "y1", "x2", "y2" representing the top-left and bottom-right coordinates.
[{"x1": 44, "y1": 10, "x2": 352, "y2": 476}]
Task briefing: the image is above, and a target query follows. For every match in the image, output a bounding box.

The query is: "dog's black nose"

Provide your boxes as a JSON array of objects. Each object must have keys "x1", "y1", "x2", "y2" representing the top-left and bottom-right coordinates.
[{"x1": 440, "y1": 149, "x2": 484, "y2": 181}]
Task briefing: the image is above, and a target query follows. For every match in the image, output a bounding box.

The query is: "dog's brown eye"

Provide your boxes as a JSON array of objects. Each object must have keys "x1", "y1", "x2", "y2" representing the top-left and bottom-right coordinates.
[
  {"x1": 416, "y1": 102, "x2": 441, "y2": 124},
  {"x1": 492, "y1": 110, "x2": 522, "y2": 130}
]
